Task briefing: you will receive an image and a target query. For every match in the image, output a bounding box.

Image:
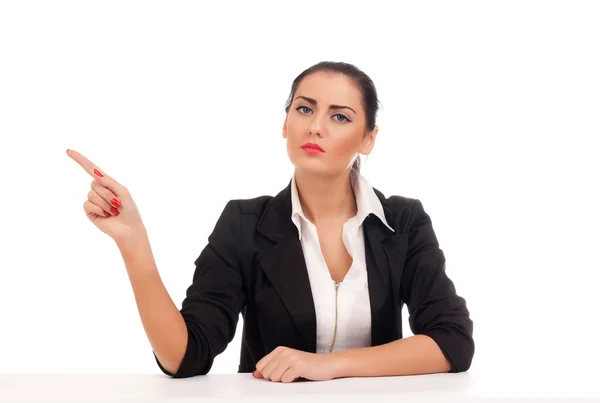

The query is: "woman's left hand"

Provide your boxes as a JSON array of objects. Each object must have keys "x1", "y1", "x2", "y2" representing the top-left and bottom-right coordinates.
[{"x1": 253, "y1": 346, "x2": 339, "y2": 383}]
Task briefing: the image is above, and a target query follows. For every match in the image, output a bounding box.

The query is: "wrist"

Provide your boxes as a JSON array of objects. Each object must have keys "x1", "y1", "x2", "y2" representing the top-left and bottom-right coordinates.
[
  {"x1": 116, "y1": 230, "x2": 152, "y2": 265},
  {"x1": 116, "y1": 228, "x2": 148, "y2": 251},
  {"x1": 329, "y1": 351, "x2": 350, "y2": 379}
]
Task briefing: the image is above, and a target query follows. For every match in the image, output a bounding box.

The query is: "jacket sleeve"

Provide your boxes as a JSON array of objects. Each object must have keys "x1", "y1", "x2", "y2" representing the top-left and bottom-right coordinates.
[
  {"x1": 400, "y1": 199, "x2": 475, "y2": 372},
  {"x1": 154, "y1": 200, "x2": 246, "y2": 378}
]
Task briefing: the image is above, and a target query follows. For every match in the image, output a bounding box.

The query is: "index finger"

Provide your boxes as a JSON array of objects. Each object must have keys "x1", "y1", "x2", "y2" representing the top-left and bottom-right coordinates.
[{"x1": 66, "y1": 149, "x2": 125, "y2": 196}]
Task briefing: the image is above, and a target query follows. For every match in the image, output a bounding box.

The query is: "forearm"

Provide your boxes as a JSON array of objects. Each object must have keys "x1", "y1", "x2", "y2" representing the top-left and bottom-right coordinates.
[
  {"x1": 117, "y1": 232, "x2": 188, "y2": 375},
  {"x1": 332, "y1": 335, "x2": 451, "y2": 378}
]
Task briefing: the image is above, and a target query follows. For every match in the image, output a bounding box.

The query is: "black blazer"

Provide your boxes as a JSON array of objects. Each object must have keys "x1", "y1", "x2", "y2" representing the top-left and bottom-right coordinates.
[{"x1": 155, "y1": 180, "x2": 474, "y2": 378}]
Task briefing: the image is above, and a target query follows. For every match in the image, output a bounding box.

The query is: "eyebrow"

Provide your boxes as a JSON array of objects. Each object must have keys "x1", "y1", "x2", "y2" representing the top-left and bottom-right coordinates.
[{"x1": 294, "y1": 96, "x2": 357, "y2": 114}]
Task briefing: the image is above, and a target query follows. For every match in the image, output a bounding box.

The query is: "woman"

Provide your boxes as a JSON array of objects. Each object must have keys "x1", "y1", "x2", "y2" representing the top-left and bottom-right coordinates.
[{"x1": 67, "y1": 61, "x2": 474, "y2": 383}]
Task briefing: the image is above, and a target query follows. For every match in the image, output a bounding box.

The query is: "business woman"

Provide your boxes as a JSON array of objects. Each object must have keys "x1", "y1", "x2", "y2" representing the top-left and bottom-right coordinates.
[{"x1": 67, "y1": 61, "x2": 474, "y2": 383}]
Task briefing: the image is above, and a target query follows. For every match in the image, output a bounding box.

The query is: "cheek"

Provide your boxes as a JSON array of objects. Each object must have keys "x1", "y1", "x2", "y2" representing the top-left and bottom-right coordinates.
[
  {"x1": 330, "y1": 131, "x2": 363, "y2": 156},
  {"x1": 285, "y1": 117, "x2": 304, "y2": 141}
]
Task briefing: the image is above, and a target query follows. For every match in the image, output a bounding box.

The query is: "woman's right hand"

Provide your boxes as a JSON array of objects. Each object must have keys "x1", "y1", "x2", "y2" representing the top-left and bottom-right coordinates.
[{"x1": 67, "y1": 149, "x2": 146, "y2": 244}]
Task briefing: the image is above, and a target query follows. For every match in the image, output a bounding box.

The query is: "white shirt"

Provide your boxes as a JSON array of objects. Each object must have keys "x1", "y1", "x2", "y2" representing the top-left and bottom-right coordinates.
[{"x1": 290, "y1": 174, "x2": 395, "y2": 354}]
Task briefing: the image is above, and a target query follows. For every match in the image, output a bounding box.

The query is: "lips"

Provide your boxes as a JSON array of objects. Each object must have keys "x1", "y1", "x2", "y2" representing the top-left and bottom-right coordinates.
[{"x1": 301, "y1": 143, "x2": 325, "y2": 152}]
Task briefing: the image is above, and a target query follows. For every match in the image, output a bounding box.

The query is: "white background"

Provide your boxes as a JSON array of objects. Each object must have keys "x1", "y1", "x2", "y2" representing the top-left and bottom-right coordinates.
[{"x1": 0, "y1": 0, "x2": 598, "y2": 377}]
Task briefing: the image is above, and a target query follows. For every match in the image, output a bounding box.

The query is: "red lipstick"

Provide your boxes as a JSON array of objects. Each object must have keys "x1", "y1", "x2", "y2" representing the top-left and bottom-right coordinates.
[{"x1": 301, "y1": 142, "x2": 325, "y2": 155}]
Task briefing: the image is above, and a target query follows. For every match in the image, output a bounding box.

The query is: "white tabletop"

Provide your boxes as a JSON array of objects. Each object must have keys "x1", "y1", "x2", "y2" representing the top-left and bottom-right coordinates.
[{"x1": 1, "y1": 372, "x2": 599, "y2": 403}]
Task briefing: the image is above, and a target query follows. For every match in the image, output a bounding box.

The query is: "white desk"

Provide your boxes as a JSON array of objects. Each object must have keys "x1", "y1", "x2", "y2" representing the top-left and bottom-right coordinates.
[{"x1": 1, "y1": 372, "x2": 599, "y2": 402}]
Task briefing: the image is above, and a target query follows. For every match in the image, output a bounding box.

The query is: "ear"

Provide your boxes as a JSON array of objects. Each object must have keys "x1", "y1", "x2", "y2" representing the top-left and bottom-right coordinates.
[
  {"x1": 359, "y1": 125, "x2": 379, "y2": 156},
  {"x1": 282, "y1": 117, "x2": 288, "y2": 139}
]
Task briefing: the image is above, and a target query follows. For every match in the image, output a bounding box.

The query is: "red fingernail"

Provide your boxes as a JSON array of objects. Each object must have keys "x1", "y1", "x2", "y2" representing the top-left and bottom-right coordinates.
[
  {"x1": 94, "y1": 168, "x2": 104, "y2": 177},
  {"x1": 103, "y1": 211, "x2": 111, "y2": 217},
  {"x1": 111, "y1": 198, "x2": 121, "y2": 208},
  {"x1": 111, "y1": 207, "x2": 119, "y2": 215}
]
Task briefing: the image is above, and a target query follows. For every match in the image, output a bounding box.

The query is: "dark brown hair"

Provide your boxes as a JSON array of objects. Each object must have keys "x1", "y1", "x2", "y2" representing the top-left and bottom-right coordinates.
[{"x1": 284, "y1": 61, "x2": 381, "y2": 187}]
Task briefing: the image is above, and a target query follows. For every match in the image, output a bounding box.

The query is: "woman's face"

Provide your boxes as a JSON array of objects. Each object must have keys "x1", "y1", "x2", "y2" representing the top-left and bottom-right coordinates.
[{"x1": 283, "y1": 71, "x2": 377, "y2": 177}]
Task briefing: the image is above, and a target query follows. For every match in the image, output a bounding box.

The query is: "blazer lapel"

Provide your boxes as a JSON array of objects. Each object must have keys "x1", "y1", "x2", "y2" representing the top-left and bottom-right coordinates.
[
  {"x1": 255, "y1": 180, "x2": 317, "y2": 353},
  {"x1": 366, "y1": 189, "x2": 410, "y2": 344}
]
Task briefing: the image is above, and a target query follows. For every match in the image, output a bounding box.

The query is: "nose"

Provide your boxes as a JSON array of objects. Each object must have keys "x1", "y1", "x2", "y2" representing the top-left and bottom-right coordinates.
[{"x1": 308, "y1": 114, "x2": 325, "y2": 138}]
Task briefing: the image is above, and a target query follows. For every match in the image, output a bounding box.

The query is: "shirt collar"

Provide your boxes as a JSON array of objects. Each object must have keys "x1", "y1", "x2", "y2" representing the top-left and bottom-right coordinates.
[{"x1": 290, "y1": 173, "x2": 395, "y2": 240}]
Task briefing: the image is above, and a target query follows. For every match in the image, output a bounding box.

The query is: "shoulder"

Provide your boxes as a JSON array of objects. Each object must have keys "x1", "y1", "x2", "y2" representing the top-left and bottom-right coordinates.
[
  {"x1": 371, "y1": 187, "x2": 430, "y2": 235},
  {"x1": 205, "y1": 195, "x2": 275, "y2": 259},
  {"x1": 225, "y1": 194, "x2": 275, "y2": 216},
  {"x1": 212, "y1": 194, "x2": 277, "y2": 235},
  {"x1": 374, "y1": 187, "x2": 418, "y2": 211}
]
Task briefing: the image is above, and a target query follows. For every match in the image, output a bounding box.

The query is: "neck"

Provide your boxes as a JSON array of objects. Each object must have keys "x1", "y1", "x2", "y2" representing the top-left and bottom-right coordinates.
[{"x1": 293, "y1": 169, "x2": 357, "y2": 224}]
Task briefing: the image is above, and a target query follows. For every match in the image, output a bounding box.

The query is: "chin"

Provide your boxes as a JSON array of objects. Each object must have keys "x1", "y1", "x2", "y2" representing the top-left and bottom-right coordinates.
[{"x1": 292, "y1": 162, "x2": 341, "y2": 178}]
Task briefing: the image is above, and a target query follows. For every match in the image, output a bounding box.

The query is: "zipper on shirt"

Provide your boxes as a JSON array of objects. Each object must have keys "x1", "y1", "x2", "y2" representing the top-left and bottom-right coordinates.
[{"x1": 328, "y1": 280, "x2": 341, "y2": 353}]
